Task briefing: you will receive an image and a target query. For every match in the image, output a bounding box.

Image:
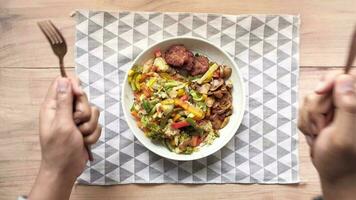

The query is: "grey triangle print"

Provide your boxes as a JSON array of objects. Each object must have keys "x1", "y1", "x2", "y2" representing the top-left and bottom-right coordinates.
[{"x1": 75, "y1": 10, "x2": 300, "y2": 185}]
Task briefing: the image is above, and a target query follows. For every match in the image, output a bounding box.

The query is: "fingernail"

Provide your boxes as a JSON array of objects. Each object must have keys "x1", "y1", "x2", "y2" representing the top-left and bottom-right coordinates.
[
  {"x1": 57, "y1": 78, "x2": 69, "y2": 93},
  {"x1": 337, "y1": 78, "x2": 354, "y2": 94},
  {"x1": 315, "y1": 80, "x2": 326, "y2": 92}
]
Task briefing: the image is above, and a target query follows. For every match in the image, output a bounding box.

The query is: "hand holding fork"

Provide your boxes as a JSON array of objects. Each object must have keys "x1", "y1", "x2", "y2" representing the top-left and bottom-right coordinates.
[{"x1": 38, "y1": 20, "x2": 99, "y2": 161}]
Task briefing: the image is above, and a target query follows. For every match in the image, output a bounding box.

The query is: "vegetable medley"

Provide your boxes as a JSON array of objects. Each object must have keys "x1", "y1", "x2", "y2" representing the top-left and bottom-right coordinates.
[{"x1": 128, "y1": 45, "x2": 233, "y2": 154}]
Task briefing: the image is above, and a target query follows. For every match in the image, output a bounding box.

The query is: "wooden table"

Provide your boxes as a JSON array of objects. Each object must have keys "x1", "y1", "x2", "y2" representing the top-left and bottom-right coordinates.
[{"x1": 1, "y1": 0, "x2": 355, "y2": 199}]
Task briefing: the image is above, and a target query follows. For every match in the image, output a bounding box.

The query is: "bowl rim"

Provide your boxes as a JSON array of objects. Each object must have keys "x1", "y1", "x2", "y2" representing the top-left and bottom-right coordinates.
[{"x1": 121, "y1": 36, "x2": 246, "y2": 161}]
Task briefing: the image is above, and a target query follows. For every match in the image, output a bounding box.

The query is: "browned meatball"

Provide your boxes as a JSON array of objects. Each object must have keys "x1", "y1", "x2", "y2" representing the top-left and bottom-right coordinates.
[
  {"x1": 164, "y1": 45, "x2": 188, "y2": 67},
  {"x1": 191, "y1": 56, "x2": 209, "y2": 76},
  {"x1": 165, "y1": 45, "x2": 209, "y2": 76},
  {"x1": 183, "y1": 51, "x2": 194, "y2": 71}
]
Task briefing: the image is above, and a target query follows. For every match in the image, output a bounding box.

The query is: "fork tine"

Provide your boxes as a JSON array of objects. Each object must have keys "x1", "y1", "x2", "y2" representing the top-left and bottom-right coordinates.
[
  {"x1": 43, "y1": 21, "x2": 60, "y2": 44},
  {"x1": 48, "y1": 20, "x2": 65, "y2": 44},
  {"x1": 37, "y1": 21, "x2": 56, "y2": 44},
  {"x1": 47, "y1": 20, "x2": 63, "y2": 44},
  {"x1": 40, "y1": 21, "x2": 59, "y2": 44}
]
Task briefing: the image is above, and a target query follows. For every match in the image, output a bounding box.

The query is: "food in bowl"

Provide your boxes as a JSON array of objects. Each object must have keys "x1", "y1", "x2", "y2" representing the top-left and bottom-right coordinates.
[{"x1": 128, "y1": 44, "x2": 233, "y2": 154}]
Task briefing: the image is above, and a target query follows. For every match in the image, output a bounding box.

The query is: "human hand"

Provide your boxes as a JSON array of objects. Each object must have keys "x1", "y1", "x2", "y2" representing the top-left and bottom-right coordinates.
[
  {"x1": 39, "y1": 76, "x2": 101, "y2": 178},
  {"x1": 298, "y1": 72, "x2": 356, "y2": 199},
  {"x1": 29, "y1": 77, "x2": 101, "y2": 200}
]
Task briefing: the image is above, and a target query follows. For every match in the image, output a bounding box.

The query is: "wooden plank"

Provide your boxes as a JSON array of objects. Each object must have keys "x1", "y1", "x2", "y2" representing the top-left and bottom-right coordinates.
[
  {"x1": 2, "y1": 67, "x2": 352, "y2": 200},
  {"x1": 1, "y1": 0, "x2": 356, "y2": 69}
]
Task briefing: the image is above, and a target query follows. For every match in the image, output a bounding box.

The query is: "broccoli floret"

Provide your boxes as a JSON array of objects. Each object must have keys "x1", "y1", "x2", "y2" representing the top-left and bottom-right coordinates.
[{"x1": 147, "y1": 131, "x2": 162, "y2": 141}]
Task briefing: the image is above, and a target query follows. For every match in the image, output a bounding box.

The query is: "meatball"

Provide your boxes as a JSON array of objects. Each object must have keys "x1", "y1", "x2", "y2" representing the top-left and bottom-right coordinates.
[
  {"x1": 164, "y1": 45, "x2": 189, "y2": 67},
  {"x1": 164, "y1": 45, "x2": 209, "y2": 76},
  {"x1": 191, "y1": 56, "x2": 209, "y2": 76},
  {"x1": 183, "y1": 51, "x2": 194, "y2": 71}
]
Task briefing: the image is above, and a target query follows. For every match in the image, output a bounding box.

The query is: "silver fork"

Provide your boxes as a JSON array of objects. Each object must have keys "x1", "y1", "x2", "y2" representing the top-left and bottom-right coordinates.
[{"x1": 38, "y1": 20, "x2": 94, "y2": 161}]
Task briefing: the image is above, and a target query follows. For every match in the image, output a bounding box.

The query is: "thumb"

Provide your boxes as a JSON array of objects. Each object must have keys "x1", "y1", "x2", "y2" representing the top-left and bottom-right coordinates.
[
  {"x1": 55, "y1": 78, "x2": 74, "y2": 122},
  {"x1": 334, "y1": 74, "x2": 356, "y2": 114},
  {"x1": 332, "y1": 75, "x2": 356, "y2": 142}
]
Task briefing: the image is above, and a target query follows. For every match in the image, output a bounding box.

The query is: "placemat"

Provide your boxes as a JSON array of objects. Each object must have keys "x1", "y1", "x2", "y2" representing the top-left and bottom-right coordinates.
[{"x1": 74, "y1": 10, "x2": 300, "y2": 184}]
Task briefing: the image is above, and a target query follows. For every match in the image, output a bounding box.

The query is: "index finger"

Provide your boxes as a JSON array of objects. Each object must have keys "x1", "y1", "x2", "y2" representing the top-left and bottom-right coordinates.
[
  {"x1": 315, "y1": 70, "x2": 343, "y2": 94},
  {"x1": 73, "y1": 93, "x2": 92, "y2": 124},
  {"x1": 68, "y1": 76, "x2": 92, "y2": 124},
  {"x1": 69, "y1": 76, "x2": 84, "y2": 96}
]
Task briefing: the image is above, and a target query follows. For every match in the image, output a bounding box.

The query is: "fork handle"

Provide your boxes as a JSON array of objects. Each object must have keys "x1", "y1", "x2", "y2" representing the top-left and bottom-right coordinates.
[
  {"x1": 59, "y1": 58, "x2": 67, "y2": 77},
  {"x1": 85, "y1": 145, "x2": 93, "y2": 161},
  {"x1": 345, "y1": 28, "x2": 356, "y2": 74}
]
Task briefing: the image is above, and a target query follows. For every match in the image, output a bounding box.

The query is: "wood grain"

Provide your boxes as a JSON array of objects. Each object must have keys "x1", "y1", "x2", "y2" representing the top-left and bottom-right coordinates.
[
  {"x1": 0, "y1": 0, "x2": 355, "y2": 199},
  {"x1": 1, "y1": 67, "x2": 347, "y2": 200},
  {"x1": 0, "y1": 0, "x2": 355, "y2": 69}
]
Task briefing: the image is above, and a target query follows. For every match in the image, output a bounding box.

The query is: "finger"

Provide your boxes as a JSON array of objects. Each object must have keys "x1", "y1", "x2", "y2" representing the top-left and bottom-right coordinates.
[
  {"x1": 334, "y1": 74, "x2": 356, "y2": 113},
  {"x1": 298, "y1": 103, "x2": 313, "y2": 136},
  {"x1": 73, "y1": 93, "x2": 91, "y2": 124},
  {"x1": 305, "y1": 135, "x2": 314, "y2": 147},
  {"x1": 315, "y1": 71, "x2": 342, "y2": 94},
  {"x1": 325, "y1": 109, "x2": 334, "y2": 124},
  {"x1": 55, "y1": 78, "x2": 74, "y2": 123},
  {"x1": 84, "y1": 125, "x2": 102, "y2": 145},
  {"x1": 306, "y1": 93, "x2": 329, "y2": 131},
  {"x1": 40, "y1": 76, "x2": 61, "y2": 135},
  {"x1": 332, "y1": 74, "x2": 356, "y2": 147},
  {"x1": 306, "y1": 134, "x2": 317, "y2": 159},
  {"x1": 69, "y1": 76, "x2": 84, "y2": 96},
  {"x1": 310, "y1": 147, "x2": 314, "y2": 159},
  {"x1": 85, "y1": 145, "x2": 93, "y2": 161},
  {"x1": 78, "y1": 107, "x2": 100, "y2": 136},
  {"x1": 306, "y1": 93, "x2": 333, "y2": 114},
  {"x1": 310, "y1": 118, "x2": 319, "y2": 136},
  {"x1": 304, "y1": 92, "x2": 333, "y2": 134},
  {"x1": 70, "y1": 76, "x2": 91, "y2": 124},
  {"x1": 311, "y1": 113, "x2": 326, "y2": 132},
  {"x1": 299, "y1": 93, "x2": 332, "y2": 135}
]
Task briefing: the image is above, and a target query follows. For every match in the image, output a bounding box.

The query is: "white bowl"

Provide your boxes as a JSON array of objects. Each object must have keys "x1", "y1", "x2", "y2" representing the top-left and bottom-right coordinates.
[{"x1": 121, "y1": 37, "x2": 245, "y2": 161}]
